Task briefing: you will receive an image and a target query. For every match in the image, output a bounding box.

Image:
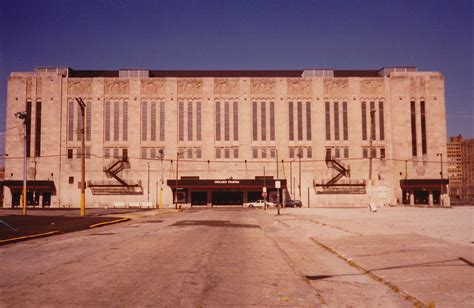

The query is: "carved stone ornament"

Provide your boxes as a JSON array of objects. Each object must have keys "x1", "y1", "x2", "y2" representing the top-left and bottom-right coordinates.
[
  {"x1": 416, "y1": 166, "x2": 426, "y2": 176},
  {"x1": 177, "y1": 79, "x2": 203, "y2": 95},
  {"x1": 68, "y1": 79, "x2": 92, "y2": 95},
  {"x1": 360, "y1": 79, "x2": 383, "y2": 95},
  {"x1": 105, "y1": 79, "x2": 129, "y2": 95},
  {"x1": 141, "y1": 79, "x2": 166, "y2": 95},
  {"x1": 324, "y1": 79, "x2": 348, "y2": 95},
  {"x1": 215, "y1": 78, "x2": 239, "y2": 95},
  {"x1": 287, "y1": 79, "x2": 311, "y2": 96},
  {"x1": 26, "y1": 78, "x2": 33, "y2": 96},
  {"x1": 251, "y1": 78, "x2": 276, "y2": 95}
]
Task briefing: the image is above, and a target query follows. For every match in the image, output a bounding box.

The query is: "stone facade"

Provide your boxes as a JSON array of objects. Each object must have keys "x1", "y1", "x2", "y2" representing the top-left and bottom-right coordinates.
[{"x1": 3, "y1": 67, "x2": 449, "y2": 208}]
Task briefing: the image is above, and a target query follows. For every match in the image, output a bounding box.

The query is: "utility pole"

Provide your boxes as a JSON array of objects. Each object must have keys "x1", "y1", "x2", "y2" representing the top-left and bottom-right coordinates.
[
  {"x1": 159, "y1": 149, "x2": 164, "y2": 209},
  {"x1": 289, "y1": 160, "x2": 293, "y2": 197},
  {"x1": 369, "y1": 108, "x2": 376, "y2": 184},
  {"x1": 437, "y1": 153, "x2": 444, "y2": 198},
  {"x1": 175, "y1": 151, "x2": 180, "y2": 209},
  {"x1": 147, "y1": 162, "x2": 150, "y2": 202},
  {"x1": 298, "y1": 152, "x2": 302, "y2": 200},
  {"x1": 15, "y1": 111, "x2": 28, "y2": 215},
  {"x1": 276, "y1": 149, "x2": 280, "y2": 215},
  {"x1": 75, "y1": 98, "x2": 86, "y2": 217}
]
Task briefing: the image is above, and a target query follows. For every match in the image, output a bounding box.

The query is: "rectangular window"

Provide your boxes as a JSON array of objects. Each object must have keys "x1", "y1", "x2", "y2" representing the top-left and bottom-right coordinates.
[
  {"x1": 252, "y1": 102, "x2": 258, "y2": 141},
  {"x1": 342, "y1": 101, "x2": 348, "y2": 141},
  {"x1": 379, "y1": 101, "x2": 385, "y2": 141},
  {"x1": 371, "y1": 147, "x2": 377, "y2": 158},
  {"x1": 76, "y1": 103, "x2": 82, "y2": 141},
  {"x1": 141, "y1": 102, "x2": 147, "y2": 141},
  {"x1": 261, "y1": 102, "x2": 266, "y2": 141},
  {"x1": 344, "y1": 147, "x2": 349, "y2": 158},
  {"x1": 224, "y1": 148, "x2": 230, "y2": 159},
  {"x1": 261, "y1": 148, "x2": 267, "y2": 159},
  {"x1": 370, "y1": 102, "x2": 376, "y2": 141},
  {"x1": 178, "y1": 102, "x2": 184, "y2": 142},
  {"x1": 151, "y1": 148, "x2": 156, "y2": 159},
  {"x1": 86, "y1": 102, "x2": 91, "y2": 142},
  {"x1": 69, "y1": 176, "x2": 74, "y2": 184},
  {"x1": 123, "y1": 102, "x2": 128, "y2": 142},
  {"x1": 335, "y1": 148, "x2": 340, "y2": 158},
  {"x1": 216, "y1": 148, "x2": 221, "y2": 159},
  {"x1": 85, "y1": 148, "x2": 91, "y2": 159},
  {"x1": 420, "y1": 101, "x2": 427, "y2": 154},
  {"x1": 380, "y1": 148, "x2": 386, "y2": 160},
  {"x1": 159, "y1": 102, "x2": 165, "y2": 141},
  {"x1": 196, "y1": 148, "x2": 202, "y2": 159},
  {"x1": 306, "y1": 102, "x2": 311, "y2": 141},
  {"x1": 141, "y1": 148, "x2": 147, "y2": 159},
  {"x1": 334, "y1": 101, "x2": 340, "y2": 141},
  {"x1": 270, "y1": 101, "x2": 275, "y2": 141},
  {"x1": 289, "y1": 101, "x2": 294, "y2": 141},
  {"x1": 76, "y1": 148, "x2": 82, "y2": 159},
  {"x1": 233, "y1": 102, "x2": 238, "y2": 141},
  {"x1": 216, "y1": 102, "x2": 221, "y2": 141},
  {"x1": 298, "y1": 147, "x2": 303, "y2": 158},
  {"x1": 325, "y1": 101, "x2": 330, "y2": 140},
  {"x1": 361, "y1": 101, "x2": 367, "y2": 141},
  {"x1": 25, "y1": 102, "x2": 32, "y2": 157},
  {"x1": 67, "y1": 149, "x2": 73, "y2": 159},
  {"x1": 187, "y1": 148, "x2": 193, "y2": 159},
  {"x1": 410, "y1": 101, "x2": 417, "y2": 156},
  {"x1": 326, "y1": 148, "x2": 332, "y2": 160},
  {"x1": 151, "y1": 102, "x2": 157, "y2": 141},
  {"x1": 188, "y1": 102, "x2": 193, "y2": 141},
  {"x1": 68, "y1": 101, "x2": 74, "y2": 142},
  {"x1": 104, "y1": 101, "x2": 110, "y2": 142},
  {"x1": 297, "y1": 101, "x2": 303, "y2": 141},
  {"x1": 196, "y1": 102, "x2": 201, "y2": 141},
  {"x1": 104, "y1": 148, "x2": 110, "y2": 159},
  {"x1": 113, "y1": 101, "x2": 120, "y2": 142},
  {"x1": 307, "y1": 148, "x2": 312, "y2": 158},
  {"x1": 289, "y1": 147, "x2": 294, "y2": 158},
  {"x1": 233, "y1": 148, "x2": 239, "y2": 158},
  {"x1": 363, "y1": 148, "x2": 368, "y2": 158},
  {"x1": 122, "y1": 149, "x2": 128, "y2": 160},
  {"x1": 224, "y1": 102, "x2": 230, "y2": 141},
  {"x1": 252, "y1": 148, "x2": 258, "y2": 159},
  {"x1": 270, "y1": 148, "x2": 276, "y2": 159},
  {"x1": 113, "y1": 148, "x2": 119, "y2": 158},
  {"x1": 35, "y1": 101, "x2": 42, "y2": 156}
]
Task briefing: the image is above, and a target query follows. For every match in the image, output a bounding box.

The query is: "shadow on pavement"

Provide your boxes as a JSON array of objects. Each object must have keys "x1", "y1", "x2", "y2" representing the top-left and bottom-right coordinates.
[{"x1": 171, "y1": 220, "x2": 260, "y2": 229}]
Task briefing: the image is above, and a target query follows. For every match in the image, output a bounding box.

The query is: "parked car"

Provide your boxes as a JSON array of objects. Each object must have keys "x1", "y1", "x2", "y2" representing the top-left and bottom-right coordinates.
[
  {"x1": 284, "y1": 199, "x2": 303, "y2": 208},
  {"x1": 247, "y1": 200, "x2": 275, "y2": 208}
]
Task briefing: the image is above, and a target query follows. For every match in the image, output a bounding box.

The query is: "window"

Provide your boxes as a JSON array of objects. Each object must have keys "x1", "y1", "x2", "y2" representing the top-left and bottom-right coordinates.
[
  {"x1": 86, "y1": 102, "x2": 91, "y2": 142},
  {"x1": 35, "y1": 101, "x2": 42, "y2": 156},
  {"x1": 196, "y1": 102, "x2": 201, "y2": 141},
  {"x1": 289, "y1": 101, "x2": 294, "y2": 141},
  {"x1": 196, "y1": 148, "x2": 202, "y2": 159},
  {"x1": 410, "y1": 101, "x2": 417, "y2": 156},
  {"x1": 334, "y1": 102, "x2": 340, "y2": 141},
  {"x1": 252, "y1": 148, "x2": 258, "y2": 158},
  {"x1": 122, "y1": 149, "x2": 128, "y2": 159},
  {"x1": 114, "y1": 101, "x2": 120, "y2": 142},
  {"x1": 420, "y1": 101, "x2": 427, "y2": 154},
  {"x1": 105, "y1": 101, "x2": 111, "y2": 142},
  {"x1": 307, "y1": 148, "x2": 312, "y2": 158},
  {"x1": 68, "y1": 101, "x2": 74, "y2": 142},
  {"x1": 123, "y1": 102, "x2": 128, "y2": 142},
  {"x1": 379, "y1": 101, "x2": 384, "y2": 141},
  {"x1": 363, "y1": 148, "x2": 368, "y2": 158},
  {"x1": 297, "y1": 102, "x2": 303, "y2": 141},
  {"x1": 233, "y1": 148, "x2": 239, "y2": 158},
  {"x1": 344, "y1": 147, "x2": 349, "y2": 158},
  {"x1": 325, "y1": 101, "x2": 331, "y2": 140},
  {"x1": 188, "y1": 102, "x2": 193, "y2": 141},
  {"x1": 306, "y1": 102, "x2": 312, "y2": 141},
  {"x1": 76, "y1": 148, "x2": 82, "y2": 159},
  {"x1": 371, "y1": 147, "x2": 377, "y2": 158},
  {"x1": 85, "y1": 148, "x2": 91, "y2": 159},
  {"x1": 224, "y1": 148, "x2": 230, "y2": 159},
  {"x1": 233, "y1": 102, "x2": 238, "y2": 141},
  {"x1": 159, "y1": 102, "x2": 165, "y2": 141},
  {"x1": 298, "y1": 147, "x2": 303, "y2": 158},
  {"x1": 252, "y1": 102, "x2": 258, "y2": 141},
  {"x1": 342, "y1": 101, "x2": 348, "y2": 141},
  {"x1": 261, "y1": 102, "x2": 266, "y2": 141},
  {"x1": 361, "y1": 101, "x2": 367, "y2": 140},
  {"x1": 187, "y1": 148, "x2": 193, "y2": 159},
  {"x1": 326, "y1": 148, "x2": 332, "y2": 160},
  {"x1": 216, "y1": 102, "x2": 221, "y2": 141},
  {"x1": 151, "y1": 102, "x2": 157, "y2": 141},
  {"x1": 289, "y1": 147, "x2": 294, "y2": 158},
  {"x1": 370, "y1": 102, "x2": 376, "y2": 141},
  {"x1": 141, "y1": 148, "x2": 147, "y2": 159},
  {"x1": 104, "y1": 148, "x2": 110, "y2": 159},
  {"x1": 178, "y1": 102, "x2": 184, "y2": 142},
  {"x1": 270, "y1": 102, "x2": 275, "y2": 141},
  {"x1": 261, "y1": 148, "x2": 267, "y2": 159},
  {"x1": 141, "y1": 101, "x2": 147, "y2": 141},
  {"x1": 69, "y1": 176, "x2": 74, "y2": 184},
  {"x1": 113, "y1": 148, "x2": 119, "y2": 158},
  {"x1": 151, "y1": 148, "x2": 156, "y2": 159},
  {"x1": 270, "y1": 148, "x2": 276, "y2": 159},
  {"x1": 380, "y1": 148, "x2": 386, "y2": 160},
  {"x1": 215, "y1": 148, "x2": 221, "y2": 159},
  {"x1": 335, "y1": 148, "x2": 340, "y2": 158},
  {"x1": 67, "y1": 149, "x2": 73, "y2": 159},
  {"x1": 224, "y1": 102, "x2": 230, "y2": 141}
]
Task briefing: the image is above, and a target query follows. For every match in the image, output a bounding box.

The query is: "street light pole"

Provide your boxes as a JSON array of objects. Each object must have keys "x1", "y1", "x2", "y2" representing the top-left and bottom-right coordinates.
[
  {"x1": 175, "y1": 151, "x2": 179, "y2": 209},
  {"x1": 15, "y1": 111, "x2": 28, "y2": 215},
  {"x1": 159, "y1": 149, "x2": 164, "y2": 209},
  {"x1": 437, "y1": 153, "x2": 444, "y2": 198},
  {"x1": 298, "y1": 153, "x2": 302, "y2": 200},
  {"x1": 75, "y1": 98, "x2": 86, "y2": 217},
  {"x1": 276, "y1": 149, "x2": 280, "y2": 215}
]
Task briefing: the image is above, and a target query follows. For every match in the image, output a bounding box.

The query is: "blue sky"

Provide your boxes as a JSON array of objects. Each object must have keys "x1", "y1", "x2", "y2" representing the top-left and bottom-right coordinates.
[{"x1": 0, "y1": 0, "x2": 472, "y2": 159}]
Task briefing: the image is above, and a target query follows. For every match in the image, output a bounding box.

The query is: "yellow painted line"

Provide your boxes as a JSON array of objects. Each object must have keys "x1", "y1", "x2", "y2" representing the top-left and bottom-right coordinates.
[
  {"x1": 0, "y1": 231, "x2": 61, "y2": 245},
  {"x1": 89, "y1": 217, "x2": 130, "y2": 228}
]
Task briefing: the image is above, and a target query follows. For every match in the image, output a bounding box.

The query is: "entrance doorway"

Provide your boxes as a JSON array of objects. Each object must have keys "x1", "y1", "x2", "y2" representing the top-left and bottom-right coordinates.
[
  {"x1": 191, "y1": 192, "x2": 207, "y2": 206},
  {"x1": 212, "y1": 191, "x2": 243, "y2": 205}
]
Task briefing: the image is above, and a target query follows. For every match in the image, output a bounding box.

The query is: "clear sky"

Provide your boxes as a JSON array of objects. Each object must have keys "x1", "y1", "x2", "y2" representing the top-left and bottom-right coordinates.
[{"x1": 0, "y1": 0, "x2": 472, "y2": 158}]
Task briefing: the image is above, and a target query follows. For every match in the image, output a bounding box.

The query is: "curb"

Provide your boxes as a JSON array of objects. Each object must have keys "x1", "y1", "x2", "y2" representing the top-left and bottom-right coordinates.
[
  {"x1": 0, "y1": 231, "x2": 61, "y2": 245},
  {"x1": 89, "y1": 217, "x2": 130, "y2": 228}
]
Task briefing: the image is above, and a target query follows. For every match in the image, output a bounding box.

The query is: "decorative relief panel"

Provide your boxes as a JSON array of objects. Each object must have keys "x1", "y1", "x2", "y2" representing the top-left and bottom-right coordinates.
[
  {"x1": 251, "y1": 78, "x2": 276, "y2": 95},
  {"x1": 287, "y1": 79, "x2": 311, "y2": 96},
  {"x1": 360, "y1": 79, "x2": 384, "y2": 96},
  {"x1": 324, "y1": 79, "x2": 348, "y2": 96},
  {"x1": 177, "y1": 79, "x2": 203, "y2": 96},
  {"x1": 141, "y1": 79, "x2": 166, "y2": 95},
  {"x1": 215, "y1": 78, "x2": 239, "y2": 96},
  {"x1": 68, "y1": 79, "x2": 92, "y2": 95},
  {"x1": 105, "y1": 79, "x2": 129, "y2": 95},
  {"x1": 26, "y1": 78, "x2": 33, "y2": 96}
]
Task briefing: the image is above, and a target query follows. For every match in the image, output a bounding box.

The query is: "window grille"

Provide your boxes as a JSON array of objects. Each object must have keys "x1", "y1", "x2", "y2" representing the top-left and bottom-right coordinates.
[
  {"x1": 233, "y1": 102, "x2": 238, "y2": 141},
  {"x1": 188, "y1": 102, "x2": 193, "y2": 141},
  {"x1": 35, "y1": 101, "x2": 42, "y2": 156},
  {"x1": 196, "y1": 102, "x2": 202, "y2": 141},
  {"x1": 289, "y1": 147, "x2": 294, "y2": 158},
  {"x1": 141, "y1": 147, "x2": 147, "y2": 159},
  {"x1": 270, "y1": 101, "x2": 275, "y2": 141},
  {"x1": 261, "y1": 102, "x2": 266, "y2": 141},
  {"x1": 233, "y1": 148, "x2": 239, "y2": 158},
  {"x1": 196, "y1": 148, "x2": 202, "y2": 159},
  {"x1": 306, "y1": 102, "x2": 311, "y2": 141},
  {"x1": 344, "y1": 147, "x2": 349, "y2": 158},
  {"x1": 114, "y1": 101, "x2": 120, "y2": 142},
  {"x1": 224, "y1": 148, "x2": 230, "y2": 158},
  {"x1": 104, "y1": 101, "x2": 110, "y2": 142},
  {"x1": 297, "y1": 101, "x2": 303, "y2": 141},
  {"x1": 252, "y1": 102, "x2": 258, "y2": 141},
  {"x1": 216, "y1": 102, "x2": 221, "y2": 141},
  {"x1": 104, "y1": 148, "x2": 110, "y2": 159},
  {"x1": 187, "y1": 148, "x2": 193, "y2": 158},
  {"x1": 307, "y1": 148, "x2": 312, "y2": 158},
  {"x1": 224, "y1": 102, "x2": 230, "y2": 141},
  {"x1": 252, "y1": 148, "x2": 258, "y2": 158},
  {"x1": 289, "y1": 101, "x2": 294, "y2": 141},
  {"x1": 178, "y1": 102, "x2": 184, "y2": 141},
  {"x1": 420, "y1": 101, "x2": 426, "y2": 154},
  {"x1": 379, "y1": 101, "x2": 385, "y2": 141},
  {"x1": 141, "y1": 101, "x2": 147, "y2": 141},
  {"x1": 215, "y1": 148, "x2": 221, "y2": 159},
  {"x1": 123, "y1": 102, "x2": 128, "y2": 142},
  {"x1": 325, "y1": 101, "x2": 330, "y2": 140},
  {"x1": 343, "y1": 101, "x2": 348, "y2": 141},
  {"x1": 68, "y1": 101, "x2": 74, "y2": 142},
  {"x1": 113, "y1": 148, "x2": 119, "y2": 158},
  {"x1": 77, "y1": 103, "x2": 82, "y2": 141},
  {"x1": 151, "y1": 102, "x2": 157, "y2": 141},
  {"x1": 334, "y1": 102, "x2": 339, "y2": 141},
  {"x1": 410, "y1": 101, "x2": 417, "y2": 156},
  {"x1": 86, "y1": 102, "x2": 91, "y2": 142},
  {"x1": 261, "y1": 148, "x2": 267, "y2": 159},
  {"x1": 361, "y1": 101, "x2": 367, "y2": 140},
  {"x1": 370, "y1": 102, "x2": 376, "y2": 141}
]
